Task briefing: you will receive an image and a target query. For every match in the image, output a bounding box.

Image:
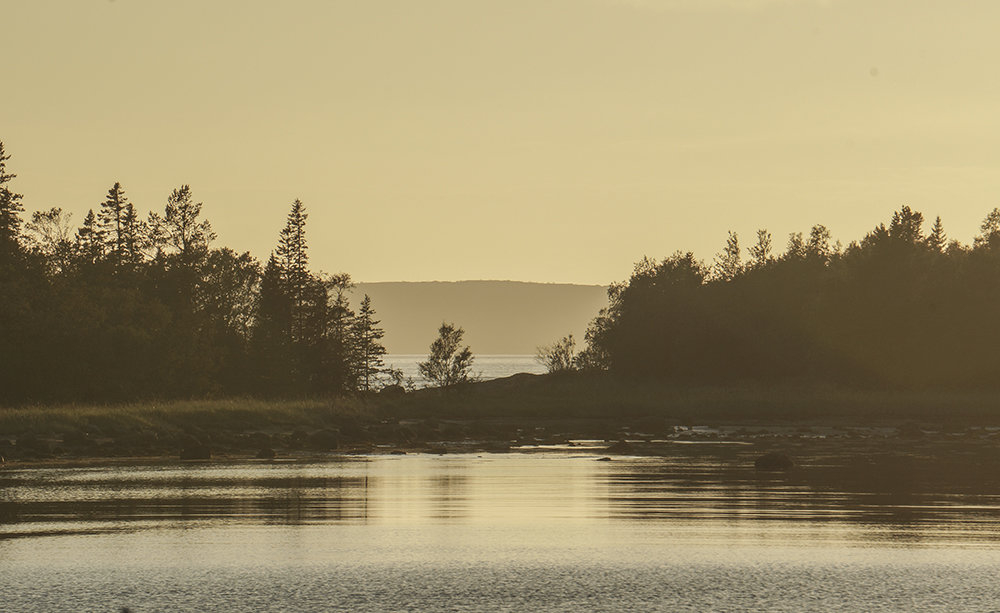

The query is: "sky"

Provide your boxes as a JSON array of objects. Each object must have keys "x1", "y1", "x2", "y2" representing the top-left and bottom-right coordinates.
[{"x1": 5, "y1": 0, "x2": 1000, "y2": 284}]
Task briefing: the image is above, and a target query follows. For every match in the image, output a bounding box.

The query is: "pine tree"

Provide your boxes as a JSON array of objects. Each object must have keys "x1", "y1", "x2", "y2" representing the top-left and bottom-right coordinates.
[
  {"x1": 75, "y1": 209, "x2": 105, "y2": 264},
  {"x1": 254, "y1": 254, "x2": 294, "y2": 394},
  {"x1": 98, "y1": 182, "x2": 129, "y2": 267},
  {"x1": 275, "y1": 199, "x2": 310, "y2": 341},
  {"x1": 119, "y1": 202, "x2": 147, "y2": 267},
  {"x1": 351, "y1": 294, "x2": 387, "y2": 392},
  {"x1": 927, "y1": 216, "x2": 946, "y2": 253},
  {"x1": 0, "y1": 142, "x2": 25, "y2": 262}
]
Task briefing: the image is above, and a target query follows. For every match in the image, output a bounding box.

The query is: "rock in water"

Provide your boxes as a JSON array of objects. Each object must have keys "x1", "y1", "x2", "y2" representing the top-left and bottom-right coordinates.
[{"x1": 755, "y1": 452, "x2": 794, "y2": 471}]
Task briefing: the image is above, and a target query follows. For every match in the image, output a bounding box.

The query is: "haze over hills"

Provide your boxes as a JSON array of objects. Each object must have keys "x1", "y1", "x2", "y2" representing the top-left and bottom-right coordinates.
[{"x1": 351, "y1": 281, "x2": 608, "y2": 355}]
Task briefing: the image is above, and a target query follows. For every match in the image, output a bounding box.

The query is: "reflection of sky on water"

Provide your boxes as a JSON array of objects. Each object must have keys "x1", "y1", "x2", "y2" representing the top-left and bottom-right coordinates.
[
  {"x1": 5, "y1": 453, "x2": 1000, "y2": 611},
  {"x1": 4, "y1": 452, "x2": 1000, "y2": 542}
]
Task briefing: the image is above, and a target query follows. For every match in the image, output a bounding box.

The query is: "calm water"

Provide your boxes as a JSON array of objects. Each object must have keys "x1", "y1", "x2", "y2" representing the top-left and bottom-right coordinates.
[
  {"x1": 385, "y1": 354, "x2": 544, "y2": 387},
  {"x1": 4, "y1": 452, "x2": 1000, "y2": 611}
]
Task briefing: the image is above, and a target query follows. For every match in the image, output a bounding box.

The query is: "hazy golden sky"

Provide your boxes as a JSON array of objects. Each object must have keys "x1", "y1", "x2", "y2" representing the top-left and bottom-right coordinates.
[{"x1": 6, "y1": 0, "x2": 1000, "y2": 283}]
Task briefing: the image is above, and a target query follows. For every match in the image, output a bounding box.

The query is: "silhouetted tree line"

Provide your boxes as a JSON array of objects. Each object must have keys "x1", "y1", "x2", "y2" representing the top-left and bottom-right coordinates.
[
  {"x1": 582, "y1": 206, "x2": 1000, "y2": 389},
  {"x1": 0, "y1": 142, "x2": 386, "y2": 403}
]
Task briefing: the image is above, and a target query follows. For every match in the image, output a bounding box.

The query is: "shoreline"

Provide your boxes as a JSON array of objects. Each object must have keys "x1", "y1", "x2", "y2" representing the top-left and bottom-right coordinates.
[
  {"x1": 4, "y1": 372, "x2": 1000, "y2": 466},
  {"x1": 1, "y1": 419, "x2": 996, "y2": 468}
]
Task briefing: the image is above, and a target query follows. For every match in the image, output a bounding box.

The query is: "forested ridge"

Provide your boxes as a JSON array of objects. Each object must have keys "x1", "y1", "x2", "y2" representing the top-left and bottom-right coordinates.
[
  {"x1": 581, "y1": 205, "x2": 1000, "y2": 389},
  {"x1": 0, "y1": 142, "x2": 385, "y2": 404}
]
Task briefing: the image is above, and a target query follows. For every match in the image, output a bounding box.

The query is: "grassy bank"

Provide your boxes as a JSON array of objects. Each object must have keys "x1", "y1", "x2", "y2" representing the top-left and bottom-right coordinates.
[{"x1": 0, "y1": 397, "x2": 370, "y2": 439}]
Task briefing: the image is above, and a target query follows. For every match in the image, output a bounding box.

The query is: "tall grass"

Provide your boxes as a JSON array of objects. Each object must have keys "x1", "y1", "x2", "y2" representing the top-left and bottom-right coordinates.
[
  {"x1": 4, "y1": 374, "x2": 1000, "y2": 436},
  {"x1": 0, "y1": 397, "x2": 371, "y2": 435}
]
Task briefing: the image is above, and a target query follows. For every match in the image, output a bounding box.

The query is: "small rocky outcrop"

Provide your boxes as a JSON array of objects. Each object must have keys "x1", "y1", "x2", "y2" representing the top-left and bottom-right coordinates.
[
  {"x1": 379, "y1": 384, "x2": 406, "y2": 398},
  {"x1": 754, "y1": 452, "x2": 794, "y2": 471}
]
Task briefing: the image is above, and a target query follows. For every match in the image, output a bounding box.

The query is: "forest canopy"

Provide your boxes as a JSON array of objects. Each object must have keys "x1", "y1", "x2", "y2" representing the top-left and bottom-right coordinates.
[
  {"x1": 0, "y1": 142, "x2": 386, "y2": 404},
  {"x1": 581, "y1": 205, "x2": 1000, "y2": 389}
]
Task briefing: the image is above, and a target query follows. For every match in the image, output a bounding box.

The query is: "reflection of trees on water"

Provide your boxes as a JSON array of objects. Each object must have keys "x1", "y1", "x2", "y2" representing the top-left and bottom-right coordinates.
[
  {"x1": 7, "y1": 448, "x2": 1000, "y2": 543},
  {"x1": 599, "y1": 446, "x2": 1000, "y2": 542},
  {"x1": 429, "y1": 474, "x2": 469, "y2": 522},
  {"x1": 0, "y1": 473, "x2": 374, "y2": 532}
]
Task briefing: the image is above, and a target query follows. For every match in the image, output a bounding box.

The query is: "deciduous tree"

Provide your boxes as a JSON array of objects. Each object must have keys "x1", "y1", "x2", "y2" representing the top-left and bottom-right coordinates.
[{"x1": 419, "y1": 323, "x2": 475, "y2": 388}]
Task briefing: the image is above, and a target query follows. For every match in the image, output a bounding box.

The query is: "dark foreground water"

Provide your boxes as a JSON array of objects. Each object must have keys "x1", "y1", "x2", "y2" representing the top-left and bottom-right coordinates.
[{"x1": 4, "y1": 451, "x2": 1000, "y2": 611}]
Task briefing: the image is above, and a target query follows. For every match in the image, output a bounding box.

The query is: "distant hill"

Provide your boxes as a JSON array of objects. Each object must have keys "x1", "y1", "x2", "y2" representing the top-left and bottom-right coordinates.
[{"x1": 351, "y1": 281, "x2": 608, "y2": 355}]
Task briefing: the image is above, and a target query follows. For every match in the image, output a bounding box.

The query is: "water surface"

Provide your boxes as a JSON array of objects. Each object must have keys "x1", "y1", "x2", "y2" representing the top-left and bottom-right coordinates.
[{"x1": 3, "y1": 452, "x2": 1000, "y2": 611}]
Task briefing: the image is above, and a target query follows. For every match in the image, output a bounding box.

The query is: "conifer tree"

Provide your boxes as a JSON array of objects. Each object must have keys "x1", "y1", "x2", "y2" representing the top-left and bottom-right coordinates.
[
  {"x1": 119, "y1": 202, "x2": 147, "y2": 267},
  {"x1": 351, "y1": 294, "x2": 387, "y2": 392},
  {"x1": 253, "y1": 254, "x2": 294, "y2": 393},
  {"x1": 927, "y1": 216, "x2": 946, "y2": 253},
  {"x1": 0, "y1": 142, "x2": 25, "y2": 262},
  {"x1": 275, "y1": 199, "x2": 310, "y2": 341},
  {"x1": 75, "y1": 209, "x2": 105, "y2": 264},
  {"x1": 98, "y1": 182, "x2": 129, "y2": 266}
]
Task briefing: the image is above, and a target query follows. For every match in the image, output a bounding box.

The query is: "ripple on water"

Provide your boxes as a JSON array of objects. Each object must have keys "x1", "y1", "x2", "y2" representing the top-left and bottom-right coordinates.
[{"x1": 4, "y1": 453, "x2": 1000, "y2": 610}]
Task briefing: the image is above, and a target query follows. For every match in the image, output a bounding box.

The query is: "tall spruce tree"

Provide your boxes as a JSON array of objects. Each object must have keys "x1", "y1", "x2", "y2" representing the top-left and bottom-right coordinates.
[
  {"x1": 275, "y1": 199, "x2": 310, "y2": 342},
  {"x1": 98, "y1": 182, "x2": 129, "y2": 267},
  {"x1": 351, "y1": 294, "x2": 387, "y2": 392},
  {"x1": 0, "y1": 142, "x2": 25, "y2": 263},
  {"x1": 927, "y1": 216, "x2": 946, "y2": 253},
  {"x1": 253, "y1": 254, "x2": 294, "y2": 394},
  {"x1": 119, "y1": 202, "x2": 147, "y2": 268},
  {"x1": 75, "y1": 209, "x2": 105, "y2": 264}
]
